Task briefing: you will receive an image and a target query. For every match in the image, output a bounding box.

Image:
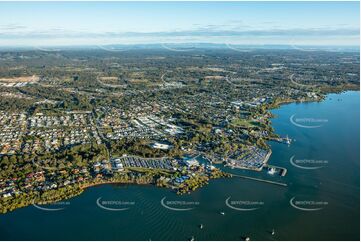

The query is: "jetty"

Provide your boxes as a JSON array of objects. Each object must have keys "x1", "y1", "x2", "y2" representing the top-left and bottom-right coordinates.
[
  {"x1": 270, "y1": 135, "x2": 292, "y2": 145},
  {"x1": 230, "y1": 173, "x2": 287, "y2": 187}
]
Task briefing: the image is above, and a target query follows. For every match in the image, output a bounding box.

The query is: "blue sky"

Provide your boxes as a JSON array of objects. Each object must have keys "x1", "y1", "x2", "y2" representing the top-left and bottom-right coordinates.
[{"x1": 0, "y1": 1, "x2": 359, "y2": 46}]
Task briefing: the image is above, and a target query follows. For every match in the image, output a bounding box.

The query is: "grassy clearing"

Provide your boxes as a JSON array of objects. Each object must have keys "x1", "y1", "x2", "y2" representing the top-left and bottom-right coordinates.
[{"x1": 230, "y1": 118, "x2": 260, "y2": 128}]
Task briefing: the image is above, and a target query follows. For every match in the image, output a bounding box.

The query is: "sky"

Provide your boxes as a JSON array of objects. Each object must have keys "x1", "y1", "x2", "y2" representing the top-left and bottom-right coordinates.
[{"x1": 0, "y1": 1, "x2": 359, "y2": 46}]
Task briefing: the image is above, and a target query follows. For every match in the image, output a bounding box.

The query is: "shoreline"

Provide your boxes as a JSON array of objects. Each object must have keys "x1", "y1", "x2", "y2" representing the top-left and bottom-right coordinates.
[
  {"x1": 1, "y1": 89, "x2": 359, "y2": 214},
  {"x1": 1, "y1": 168, "x2": 230, "y2": 214},
  {"x1": 79, "y1": 179, "x2": 153, "y2": 190}
]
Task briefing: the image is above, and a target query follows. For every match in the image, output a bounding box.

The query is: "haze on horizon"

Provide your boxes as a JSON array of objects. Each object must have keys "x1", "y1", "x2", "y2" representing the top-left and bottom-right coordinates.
[{"x1": 0, "y1": 1, "x2": 359, "y2": 47}]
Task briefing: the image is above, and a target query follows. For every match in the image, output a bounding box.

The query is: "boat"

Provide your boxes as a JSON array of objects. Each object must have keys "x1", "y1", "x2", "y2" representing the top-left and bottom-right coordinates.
[
  {"x1": 285, "y1": 135, "x2": 291, "y2": 145},
  {"x1": 189, "y1": 236, "x2": 195, "y2": 241},
  {"x1": 245, "y1": 237, "x2": 250, "y2": 241},
  {"x1": 199, "y1": 224, "x2": 203, "y2": 229},
  {"x1": 268, "y1": 167, "x2": 276, "y2": 175},
  {"x1": 220, "y1": 211, "x2": 225, "y2": 215},
  {"x1": 271, "y1": 229, "x2": 275, "y2": 235}
]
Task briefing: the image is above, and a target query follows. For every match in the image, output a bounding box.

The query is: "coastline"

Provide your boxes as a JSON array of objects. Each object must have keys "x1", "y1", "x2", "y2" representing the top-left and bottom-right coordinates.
[
  {"x1": 79, "y1": 178, "x2": 154, "y2": 190},
  {"x1": 0, "y1": 88, "x2": 359, "y2": 214},
  {"x1": 0, "y1": 167, "x2": 230, "y2": 213}
]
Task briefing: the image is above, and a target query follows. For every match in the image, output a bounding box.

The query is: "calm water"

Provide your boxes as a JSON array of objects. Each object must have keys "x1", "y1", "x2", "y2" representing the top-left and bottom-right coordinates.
[{"x1": 1, "y1": 91, "x2": 359, "y2": 241}]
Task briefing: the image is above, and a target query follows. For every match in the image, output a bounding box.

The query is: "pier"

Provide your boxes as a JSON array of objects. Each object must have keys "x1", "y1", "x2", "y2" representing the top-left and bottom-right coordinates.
[
  {"x1": 269, "y1": 135, "x2": 292, "y2": 145},
  {"x1": 230, "y1": 173, "x2": 288, "y2": 187}
]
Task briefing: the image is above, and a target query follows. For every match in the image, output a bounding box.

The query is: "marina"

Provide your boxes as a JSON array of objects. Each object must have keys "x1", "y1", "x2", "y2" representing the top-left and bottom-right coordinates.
[{"x1": 225, "y1": 148, "x2": 272, "y2": 171}]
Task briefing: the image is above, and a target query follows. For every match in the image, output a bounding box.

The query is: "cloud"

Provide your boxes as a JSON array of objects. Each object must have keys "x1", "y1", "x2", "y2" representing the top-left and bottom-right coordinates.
[
  {"x1": 0, "y1": 27, "x2": 358, "y2": 38},
  {"x1": 0, "y1": 26, "x2": 358, "y2": 46},
  {"x1": 0, "y1": 24, "x2": 27, "y2": 31}
]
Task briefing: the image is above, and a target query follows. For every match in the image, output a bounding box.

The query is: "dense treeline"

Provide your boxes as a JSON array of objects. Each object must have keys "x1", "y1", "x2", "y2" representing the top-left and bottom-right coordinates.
[{"x1": 0, "y1": 142, "x2": 108, "y2": 180}]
